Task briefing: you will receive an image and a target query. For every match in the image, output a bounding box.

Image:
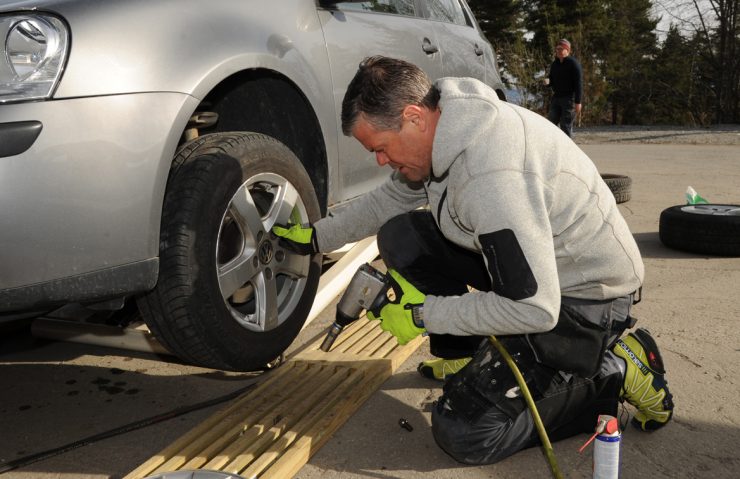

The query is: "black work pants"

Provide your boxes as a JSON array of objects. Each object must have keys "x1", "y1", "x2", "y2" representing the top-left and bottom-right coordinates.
[
  {"x1": 377, "y1": 211, "x2": 629, "y2": 465},
  {"x1": 548, "y1": 96, "x2": 576, "y2": 137},
  {"x1": 377, "y1": 210, "x2": 489, "y2": 358}
]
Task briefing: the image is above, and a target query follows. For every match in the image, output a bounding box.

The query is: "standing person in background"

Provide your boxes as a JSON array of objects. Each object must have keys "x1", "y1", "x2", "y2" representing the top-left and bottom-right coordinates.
[{"x1": 545, "y1": 38, "x2": 583, "y2": 137}]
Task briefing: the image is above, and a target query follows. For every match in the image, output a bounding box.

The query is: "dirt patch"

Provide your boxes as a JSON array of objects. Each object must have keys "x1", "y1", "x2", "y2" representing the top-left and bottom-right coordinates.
[{"x1": 574, "y1": 124, "x2": 740, "y2": 145}]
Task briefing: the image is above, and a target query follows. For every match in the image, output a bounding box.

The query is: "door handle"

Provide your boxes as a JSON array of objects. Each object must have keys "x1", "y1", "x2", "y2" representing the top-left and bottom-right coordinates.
[
  {"x1": 474, "y1": 44, "x2": 484, "y2": 56},
  {"x1": 422, "y1": 38, "x2": 439, "y2": 54}
]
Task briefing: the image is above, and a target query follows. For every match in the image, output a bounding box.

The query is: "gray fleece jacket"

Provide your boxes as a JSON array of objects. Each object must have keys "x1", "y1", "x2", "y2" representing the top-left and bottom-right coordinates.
[{"x1": 315, "y1": 77, "x2": 644, "y2": 337}]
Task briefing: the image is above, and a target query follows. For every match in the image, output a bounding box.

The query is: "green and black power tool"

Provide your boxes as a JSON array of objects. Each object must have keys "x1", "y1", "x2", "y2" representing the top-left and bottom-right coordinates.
[{"x1": 320, "y1": 263, "x2": 390, "y2": 352}]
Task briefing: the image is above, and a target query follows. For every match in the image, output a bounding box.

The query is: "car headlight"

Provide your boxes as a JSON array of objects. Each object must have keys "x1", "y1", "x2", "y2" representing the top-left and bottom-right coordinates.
[{"x1": 0, "y1": 13, "x2": 68, "y2": 103}]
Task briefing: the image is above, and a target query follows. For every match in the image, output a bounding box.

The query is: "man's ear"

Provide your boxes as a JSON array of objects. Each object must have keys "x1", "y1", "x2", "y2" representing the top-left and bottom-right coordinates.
[{"x1": 402, "y1": 105, "x2": 425, "y2": 130}]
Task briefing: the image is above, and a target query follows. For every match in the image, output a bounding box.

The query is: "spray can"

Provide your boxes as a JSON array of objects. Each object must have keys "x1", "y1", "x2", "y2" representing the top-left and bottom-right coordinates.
[{"x1": 592, "y1": 414, "x2": 620, "y2": 479}]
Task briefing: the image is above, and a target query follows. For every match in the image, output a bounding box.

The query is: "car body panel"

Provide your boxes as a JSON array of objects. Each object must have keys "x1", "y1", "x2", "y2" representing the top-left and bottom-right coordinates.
[
  {"x1": 0, "y1": 92, "x2": 196, "y2": 292},
  {"x1": 318, "y1": 6, "x2": 445, "y2": 200},
  {"x1": 421, "y1": 0, "x2": 487, "y2": 82},
  {"x1": 1, "y1": 0, "x2": 344, "y2": 206},
  {"x1": 0, "y1": 0, "x2": 505, "y2": 313}
]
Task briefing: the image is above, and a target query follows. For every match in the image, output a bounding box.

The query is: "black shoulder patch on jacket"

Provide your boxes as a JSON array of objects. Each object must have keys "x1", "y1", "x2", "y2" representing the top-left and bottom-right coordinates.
[{"x1": 479, "y1": 229, "x2": 538, "y2": 300}]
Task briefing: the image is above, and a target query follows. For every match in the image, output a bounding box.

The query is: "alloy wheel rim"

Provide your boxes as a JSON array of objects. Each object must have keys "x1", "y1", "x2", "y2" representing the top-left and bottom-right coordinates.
[
  {"x1": 216, "y1": 172, "x2": 311, "y2": 332},
  {"x1": 680, "y1": 204, "x2": 740, "y2": 216}
]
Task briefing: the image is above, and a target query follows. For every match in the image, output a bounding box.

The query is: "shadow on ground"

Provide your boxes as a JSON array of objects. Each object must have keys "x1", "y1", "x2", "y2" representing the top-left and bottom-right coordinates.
[{"x1": 0, "y1": 327, "x2": 264, "y2": 478}]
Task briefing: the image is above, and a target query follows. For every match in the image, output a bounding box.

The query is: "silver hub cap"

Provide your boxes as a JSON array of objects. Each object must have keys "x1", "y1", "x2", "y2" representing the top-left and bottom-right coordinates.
[
  {"x1": 216, "y1": 172, "x2": 311, "y2": 332},
  {"x1": 681, "y1": 204, "x2": 740, "y2": 216}
]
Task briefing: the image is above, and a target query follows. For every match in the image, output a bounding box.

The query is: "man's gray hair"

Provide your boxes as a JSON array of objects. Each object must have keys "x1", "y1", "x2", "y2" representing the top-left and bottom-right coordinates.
[{"x1": 341, "y1": 56, "x2": 440, "y2": 136}]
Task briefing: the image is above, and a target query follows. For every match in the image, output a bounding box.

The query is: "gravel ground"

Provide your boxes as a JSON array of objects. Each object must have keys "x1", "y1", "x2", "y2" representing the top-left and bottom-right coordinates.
[{"x1": 574, "y1": 124, "x2": 740, "y2": 145}]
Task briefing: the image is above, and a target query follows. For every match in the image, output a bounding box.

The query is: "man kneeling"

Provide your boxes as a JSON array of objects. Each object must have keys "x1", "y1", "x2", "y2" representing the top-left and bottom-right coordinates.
[{"x1": 273, "y1": 56, "x2": 673, "y2": 464}]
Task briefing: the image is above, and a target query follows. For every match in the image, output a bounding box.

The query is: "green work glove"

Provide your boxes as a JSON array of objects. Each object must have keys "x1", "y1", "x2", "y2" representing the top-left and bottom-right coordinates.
[
  {"x1": 367, "y1": 269, "x2": 426, "y2": 345},
  {"x1": 272, "y1": 223, "x2": 318, "y2": 255}
]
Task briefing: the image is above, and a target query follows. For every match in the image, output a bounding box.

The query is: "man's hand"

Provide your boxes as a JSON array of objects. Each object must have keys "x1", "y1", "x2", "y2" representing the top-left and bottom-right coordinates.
[
  {"x1": 272, "y1": 223, "x2": 318, "y2": 255},
  {"x1": 367, "y1": 269, "x2": 426, "y2": 345}
]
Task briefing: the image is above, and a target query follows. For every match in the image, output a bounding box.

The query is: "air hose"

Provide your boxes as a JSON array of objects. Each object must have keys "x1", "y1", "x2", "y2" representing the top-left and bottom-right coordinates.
[{"x1": 488, "y1": 335, "x2": 563, "y2": 479}]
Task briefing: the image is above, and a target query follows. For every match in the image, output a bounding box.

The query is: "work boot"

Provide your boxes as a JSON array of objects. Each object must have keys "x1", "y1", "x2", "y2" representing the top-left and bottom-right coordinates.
[
  {"x1": 613, "y1": 328, "x2": 674, "y2": 431},
  {"x1": 417, "y1": 357, "x2": 471, "y2": 381}
]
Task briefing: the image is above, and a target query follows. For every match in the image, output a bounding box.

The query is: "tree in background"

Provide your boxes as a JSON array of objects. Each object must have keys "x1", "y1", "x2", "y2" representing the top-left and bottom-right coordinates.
[
  {"x1": 647, "y1": 26, "x2": 706, "y2": 124},
  {"x1": 503, "y1": 37, "x2": 550, "y2": 112},
  {"x1": 648, "y1": 0, "x2": 739, "y2": 123},
  {"x1": 468, "y1": 0, "x2": 737, "y2": 125},
  {"x1": 689, "y1": 0, "x2": 739, "y2": 122},
  {"x1": 468, "y1": 0, "x2": 526, "y2": 82},
  {"x1": 601, "y1": 0, "x2": 659, "y2": 124}
]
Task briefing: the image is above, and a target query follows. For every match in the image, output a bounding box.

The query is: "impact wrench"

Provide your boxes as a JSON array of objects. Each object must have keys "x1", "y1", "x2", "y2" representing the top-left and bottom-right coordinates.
[
  {"x1": 320, "y1": 263, "x2": 563, "y2": 478},
  {"x1": 320, "y1": 263, "x2": 390, "y2": 351}
]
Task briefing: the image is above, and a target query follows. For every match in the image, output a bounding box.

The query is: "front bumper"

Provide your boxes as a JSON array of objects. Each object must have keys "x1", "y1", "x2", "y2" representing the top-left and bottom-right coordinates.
[{"x1": 0, "y1": 92, "x2": 197, "y2": 312}]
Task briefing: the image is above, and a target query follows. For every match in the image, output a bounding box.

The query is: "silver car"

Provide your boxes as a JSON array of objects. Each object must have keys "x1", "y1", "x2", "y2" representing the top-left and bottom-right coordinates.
[{"x1": 0, "y1": 0, "x2": 505, "y2": 370}]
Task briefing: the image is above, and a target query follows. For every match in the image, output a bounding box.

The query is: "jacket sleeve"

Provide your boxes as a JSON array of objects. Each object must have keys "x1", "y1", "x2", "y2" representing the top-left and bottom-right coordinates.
[
  {"x1": 422, "y1": 172, "x2": 560, "y2": 336},
  {"x1": 313, "y1": 171, "x2": 428, "y2": 252},
  {"x1": 573, "y1": 59, "x2": 583, "y2": 104}
]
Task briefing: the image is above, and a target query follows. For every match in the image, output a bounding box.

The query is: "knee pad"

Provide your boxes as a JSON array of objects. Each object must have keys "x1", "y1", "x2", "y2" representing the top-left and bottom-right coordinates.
[{"x1": 431, "y1": 398, "x2": 533, "y2": 465}]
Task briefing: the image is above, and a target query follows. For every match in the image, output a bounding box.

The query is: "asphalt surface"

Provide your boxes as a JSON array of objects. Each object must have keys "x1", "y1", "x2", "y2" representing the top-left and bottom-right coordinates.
[{"x1": 1, "y1": 131, "x2": 739, "y2": 479}]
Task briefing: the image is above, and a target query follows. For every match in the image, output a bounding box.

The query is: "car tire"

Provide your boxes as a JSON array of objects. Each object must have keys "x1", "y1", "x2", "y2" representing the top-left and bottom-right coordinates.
[
  {"x1": 601, "y1": 173, "x2": 632, "y2": 204},
  {"x1": 138, "y1": 132, "x2": 322, "y2": 371},
  {"x1": 659, "y1": 204, "x2": 740, "y2": 256}
]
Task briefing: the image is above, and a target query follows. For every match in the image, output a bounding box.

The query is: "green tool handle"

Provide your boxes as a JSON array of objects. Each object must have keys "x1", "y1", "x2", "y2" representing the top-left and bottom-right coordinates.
[{"x1": 488, "y1": 335, "x2": 564, "y2": 479}]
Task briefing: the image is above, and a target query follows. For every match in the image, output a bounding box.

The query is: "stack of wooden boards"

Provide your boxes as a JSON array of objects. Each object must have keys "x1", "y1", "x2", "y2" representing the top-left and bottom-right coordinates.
[{"x1": 126, "y1": 316, "x2": 425, "y2": 479}]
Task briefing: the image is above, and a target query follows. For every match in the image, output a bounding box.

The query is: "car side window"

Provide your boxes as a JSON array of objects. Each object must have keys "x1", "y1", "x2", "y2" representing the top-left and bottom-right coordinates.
[
  {"x1": 426, "y1": 0, "x2": 469, "y2": 26},
  {"x1": 334, "y1": 0, "x2": 416, "y2": 16}
]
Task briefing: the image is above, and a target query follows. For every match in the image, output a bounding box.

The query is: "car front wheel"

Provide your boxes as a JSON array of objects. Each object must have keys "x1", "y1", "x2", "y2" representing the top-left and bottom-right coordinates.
[{"x1": 138, "y1": 132, "x2": 321, "y2": 371}]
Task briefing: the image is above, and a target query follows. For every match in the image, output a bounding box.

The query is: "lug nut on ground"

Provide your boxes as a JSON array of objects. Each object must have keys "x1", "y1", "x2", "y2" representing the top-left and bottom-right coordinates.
[{"x1": 398, "y1": 418, "x2": 413, "y2": 432}]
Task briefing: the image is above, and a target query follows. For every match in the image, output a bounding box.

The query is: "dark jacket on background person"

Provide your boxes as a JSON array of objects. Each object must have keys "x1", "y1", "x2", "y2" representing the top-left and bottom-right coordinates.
[{"x1": 548, "y1": 55, "x2": 583, "y2": 103}]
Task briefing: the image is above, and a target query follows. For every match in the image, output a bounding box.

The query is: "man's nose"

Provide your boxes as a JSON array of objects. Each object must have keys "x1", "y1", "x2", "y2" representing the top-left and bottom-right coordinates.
[{"x1": 376, "y1": 152, "x2": 389, "y2": 166}]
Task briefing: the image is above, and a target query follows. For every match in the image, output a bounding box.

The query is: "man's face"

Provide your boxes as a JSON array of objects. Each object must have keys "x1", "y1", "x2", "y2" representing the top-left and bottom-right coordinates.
[
  {"x1": 351, "y1": 107, "x2": 435, "y2": 182},
  {"x1": 555, "y1": 45, "x2": 570, "y2": 60}
]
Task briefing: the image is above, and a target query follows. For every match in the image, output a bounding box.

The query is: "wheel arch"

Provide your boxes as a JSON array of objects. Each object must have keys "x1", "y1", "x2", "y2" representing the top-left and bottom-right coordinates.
[
  {"x1": 143, "y1": 67, "x2": 331, "y2": 306},
  {"x1": 193, "y1": 69, "x2": 329, "y2": 214}
]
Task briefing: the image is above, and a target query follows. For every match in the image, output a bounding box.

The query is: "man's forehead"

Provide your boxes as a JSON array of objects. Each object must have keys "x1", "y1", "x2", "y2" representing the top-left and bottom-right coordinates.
[
  {"x1": 353, "y1": 118, "x2": 374, "y2": 138},
  {"x1": 353, "y1": 119, "x2": 385, "y2": 149}
]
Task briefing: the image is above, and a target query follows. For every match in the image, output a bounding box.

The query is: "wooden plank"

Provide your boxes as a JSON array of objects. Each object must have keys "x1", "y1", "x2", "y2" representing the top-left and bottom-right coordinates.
[
  {"x1": 126, "y1": 317, "x2": 426, "y2": 479},
  {"x1": 235, "y1": 363, "x2": 381, "y2": 477},
  {"x1": 247, "y1": 364, "x2": 388, "y2": 478},
  {"x1": 323, "y1": 315, "x2": 370, "y2": 351},
  {"x1": 336, "y1": 318, "x2": 381, "y2": 354},
  {"x1": 175, "y1": 364, "x2": 329, "y2": 472},
  {"x1": 361, "y1": 330, "x2": 396, "y2": 357},
  {"x1": 202, "y1": 365, "x2": 345, "y2": 471},
  {"x1": 124, "y1": 362, "x2": 304, "y2": 479},
  {"x1": 343, "y1": 321, "x2": 387, "y2": 356}
]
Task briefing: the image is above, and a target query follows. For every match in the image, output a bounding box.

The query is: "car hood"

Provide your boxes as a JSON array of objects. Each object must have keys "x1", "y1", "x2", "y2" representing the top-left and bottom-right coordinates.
[
  {"x1": 2, "y1": 0, "x2": 95, "y2": 13},
  {"x1": 1, "y1": 0, "x2": 326, "y2": 100}
]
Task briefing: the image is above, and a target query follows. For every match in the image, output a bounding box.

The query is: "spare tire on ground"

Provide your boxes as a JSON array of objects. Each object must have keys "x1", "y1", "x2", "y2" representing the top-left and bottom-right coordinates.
[
  {"x1": 601, "y1": 173, "x2": 632, "y2": 204},
  {"x1": 659, "y1": 204, "x2": 740, "y2": 256}
]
